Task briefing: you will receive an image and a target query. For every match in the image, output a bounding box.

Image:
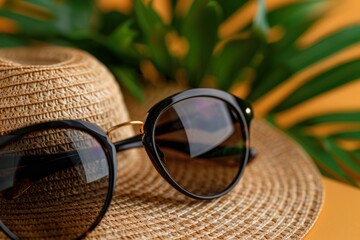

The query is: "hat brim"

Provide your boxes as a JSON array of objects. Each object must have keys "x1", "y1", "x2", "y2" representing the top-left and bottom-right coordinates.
[
  {"x1": 87, "y1": 92, "x2": 324, "y2": 239},
  {"x1": 0, "y1": 46, "x2": 324, "y2": 239}
]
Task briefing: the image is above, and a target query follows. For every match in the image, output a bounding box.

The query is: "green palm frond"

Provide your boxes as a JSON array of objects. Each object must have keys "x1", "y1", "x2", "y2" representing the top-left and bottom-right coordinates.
[
  {"x1": 0, "y1": 0, "x2": 359, "y2": 186},
  {"x1": 249, "y1": 25, "x2": 360, "y2": 102},
  {"x1": 288, "y1": 112, "x2": 360, "y2": 186}
]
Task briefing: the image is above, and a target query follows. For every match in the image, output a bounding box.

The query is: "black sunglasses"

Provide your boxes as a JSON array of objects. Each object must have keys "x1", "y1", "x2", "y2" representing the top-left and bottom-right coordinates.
[{"x1": 0, "y1": 88, "x2": 255, "y2": 240}]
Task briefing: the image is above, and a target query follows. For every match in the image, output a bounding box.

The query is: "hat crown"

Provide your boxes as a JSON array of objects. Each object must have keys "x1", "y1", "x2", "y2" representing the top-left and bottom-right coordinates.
[{"x1": 0, "y1": 46, "x2": 132, "y2": 140}]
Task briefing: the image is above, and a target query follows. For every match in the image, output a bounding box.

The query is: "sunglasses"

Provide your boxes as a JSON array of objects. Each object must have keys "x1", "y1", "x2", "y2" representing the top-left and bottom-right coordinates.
[{"x1": 0, "y1": 88, "x2": 255, "y2": 240}]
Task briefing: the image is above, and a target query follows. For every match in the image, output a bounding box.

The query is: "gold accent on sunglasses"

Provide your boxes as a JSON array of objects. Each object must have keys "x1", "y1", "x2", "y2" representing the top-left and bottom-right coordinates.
[{"x1": 107, "y1": 121, "x2": 144, "y2": 141}]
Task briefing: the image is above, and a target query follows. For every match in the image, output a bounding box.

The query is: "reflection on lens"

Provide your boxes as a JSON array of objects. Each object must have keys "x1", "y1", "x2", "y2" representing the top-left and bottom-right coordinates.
[
  {"x1": 155, "y1": 97, "x2": 246, "y2": 196},
  {"x1": 0, "y1": 128, "x2": 110, "y2": 239}
]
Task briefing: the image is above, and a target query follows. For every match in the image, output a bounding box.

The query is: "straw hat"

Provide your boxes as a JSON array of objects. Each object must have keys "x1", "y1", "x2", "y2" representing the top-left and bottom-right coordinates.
[{"x1": 0, "y1": 46, "x2": 324, "y2": 239}]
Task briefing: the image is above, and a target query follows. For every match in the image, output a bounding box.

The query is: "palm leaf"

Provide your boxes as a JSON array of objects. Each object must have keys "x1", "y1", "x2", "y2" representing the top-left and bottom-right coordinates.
[
  {"x1": 214, "y1": 0, "x2": 249, "y2": 21},
  {"x1": 208, "y1": 37, "x2": 260, "y2": 90},
  {"x1": 287, "y1": 25, "x2": 360, "y2": 70},
  {"x1": 271, "y1": 59, "x2": 360, "y2": 113},
  {"x1": 133, "y1": 0, "x2": 176, "y2": 77},
  {"x1": 351, "y1": 150, "x2": 360, "y2": 162},
  {"x1": 0, "y1": 34, "x2": 30, "y2": 47},
  {"x1": 295, "y1": 111, "x2": 360, "y2": 126},
  {"x1": 208, "y1": 0, "x2": 267, "y2": 90},
  {"x1": 287, "y1": 131, "x2": 358, "y2": 186},
  {"x1": 330, "y1": 131, "x2": 360, "y2": 140},
  {"x1": 180, "y1": 0, "x2": 222, "y2": 87},
  {"x1": 106, "y1": 20, "x2": 140, "y2": 61},
  {"x1": 248, "y1": 24, "x2": 360, "y2": 101},
  {"x1": 112, "y1": 66, "x2": 144, "y2": 102},
  {"x1": 0, "y1": 8, "x2": 55, "y2": 35},
  {"x1": 267, "y1": 0, "x2": 326, "y2": 53},
  {"x1": 288, "y1": 111, "x2": 360, "y2": 185},
  {"x1": 1, "y1": 0, "x2": 97, "y2": 37},
  {"x1": 252, "y1": 0, "x2": 269, "y2": 41},
  {"x1": 323, "y1": 138, "x2": 360, "y2": 178},
  {"x1": 248, "y1": 0, "x2": 327, "y2": 97}
]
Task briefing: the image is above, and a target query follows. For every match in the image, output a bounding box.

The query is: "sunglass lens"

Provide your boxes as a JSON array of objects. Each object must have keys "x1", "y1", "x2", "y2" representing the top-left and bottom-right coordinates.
[
  {"x1": 0, "y1": 128, "x2": 110, "y2": 239},
  {"x1": 154, "y1": 97, "x2": 247, "y2": 197}
]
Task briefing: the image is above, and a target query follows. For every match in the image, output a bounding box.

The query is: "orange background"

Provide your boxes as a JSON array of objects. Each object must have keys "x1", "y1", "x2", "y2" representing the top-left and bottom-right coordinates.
[{"x1": 1, "y1": 0, "x2": 360, "y2": 239}]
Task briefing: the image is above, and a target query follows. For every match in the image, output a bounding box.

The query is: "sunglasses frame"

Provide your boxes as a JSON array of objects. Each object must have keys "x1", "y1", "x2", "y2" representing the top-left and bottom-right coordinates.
[
  {"x1": 143, "y1": 88, "x2": 252, "y2": 200},
  {"x1": 0, "y1": 88, "x2": 253, "y2": 240}
]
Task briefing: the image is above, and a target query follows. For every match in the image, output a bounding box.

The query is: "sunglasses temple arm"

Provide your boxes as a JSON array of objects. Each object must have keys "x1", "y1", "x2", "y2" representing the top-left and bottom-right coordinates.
[
  {"x1": 113, "y1": 134, "x2": 143, "y2": 152},
  {"x1": 247, "y1": 147, "x2": 257, "y2": 164}
]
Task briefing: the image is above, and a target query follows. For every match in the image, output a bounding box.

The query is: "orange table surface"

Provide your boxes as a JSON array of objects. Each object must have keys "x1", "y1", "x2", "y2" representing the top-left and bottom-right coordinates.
[{"x1": 305, "y1": 178, "x2": 360, "y2": 239}]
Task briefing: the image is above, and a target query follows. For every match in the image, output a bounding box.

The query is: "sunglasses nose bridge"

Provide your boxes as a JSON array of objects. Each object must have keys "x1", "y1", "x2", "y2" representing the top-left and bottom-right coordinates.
[{"x1": 106, "y1": 120, "x2": 144, "y2": 141}]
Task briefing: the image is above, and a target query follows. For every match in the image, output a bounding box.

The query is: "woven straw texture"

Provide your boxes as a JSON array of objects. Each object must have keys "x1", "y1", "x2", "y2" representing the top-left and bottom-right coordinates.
[
  {"x1": 92, "y1": 121, "x2": 324, "y2": 239},
  {"x1": 87, "y1": 86, "x2": 324, "y2": 239},
  {"x1": 0, "y1": 46, "x2": 134, "y2": 153},
  {"x1": 0, "y1": 48, "x2": 324, "y2": 239},
  {"x1": 0, "y1": 46, "x2": 133, "y2": 138}
]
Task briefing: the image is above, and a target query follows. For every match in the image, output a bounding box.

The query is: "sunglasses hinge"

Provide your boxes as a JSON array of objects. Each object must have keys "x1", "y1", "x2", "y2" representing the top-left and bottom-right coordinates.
[{"x1": 107, "y1": 120, "x2": 144, "y2": 141}]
